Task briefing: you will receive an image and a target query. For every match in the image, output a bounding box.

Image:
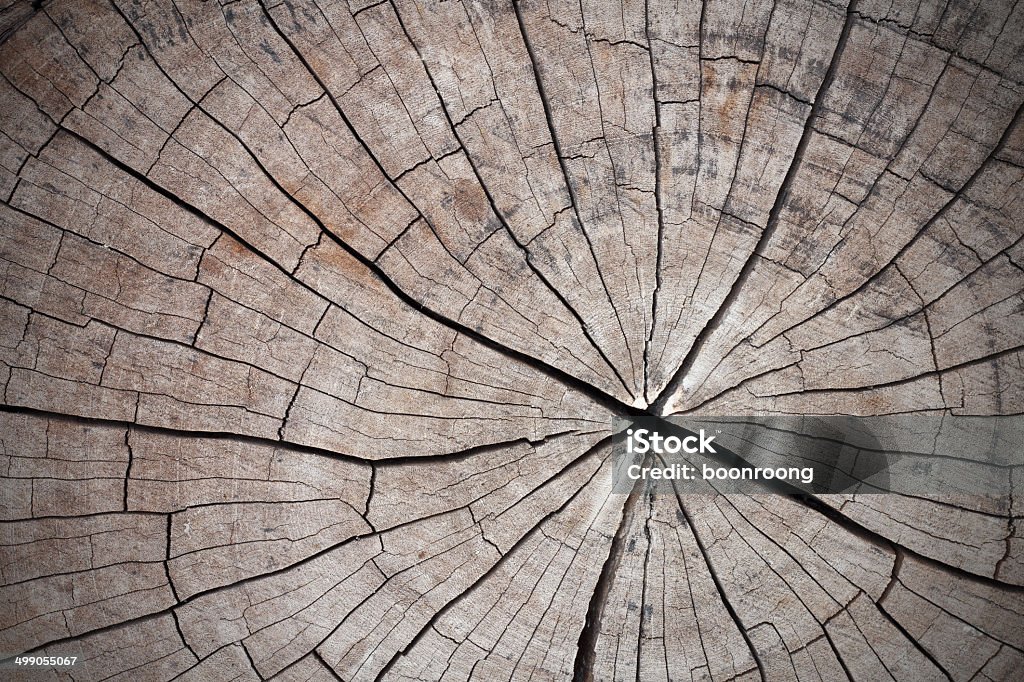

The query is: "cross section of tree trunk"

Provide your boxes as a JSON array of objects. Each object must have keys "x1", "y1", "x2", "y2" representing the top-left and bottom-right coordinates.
[{"x1": 0, "y1": 0, "x2": 1022, "y2": 679}]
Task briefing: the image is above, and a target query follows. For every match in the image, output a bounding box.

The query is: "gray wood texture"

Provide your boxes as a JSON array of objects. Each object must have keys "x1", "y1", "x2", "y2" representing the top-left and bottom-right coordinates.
[{"x1": 0, "y1": 0, "x2": 1022, "y2": 679}]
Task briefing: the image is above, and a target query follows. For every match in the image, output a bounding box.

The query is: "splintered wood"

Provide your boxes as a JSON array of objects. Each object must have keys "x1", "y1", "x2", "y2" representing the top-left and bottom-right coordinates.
[{"x1": 0, "y1": 0, "x2": 1022, "y2": 680}]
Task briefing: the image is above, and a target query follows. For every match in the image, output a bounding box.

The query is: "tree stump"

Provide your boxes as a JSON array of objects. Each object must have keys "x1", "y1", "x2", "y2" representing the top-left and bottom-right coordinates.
[{"x1": 0, "y1": 0, "x2": 1022, "y2": 679}]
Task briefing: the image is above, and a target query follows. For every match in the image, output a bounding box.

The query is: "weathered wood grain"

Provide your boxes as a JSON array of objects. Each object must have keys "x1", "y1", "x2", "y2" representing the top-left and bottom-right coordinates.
[{"x1": 0, "y1": 0, "x2": 1022, "y2": 680}]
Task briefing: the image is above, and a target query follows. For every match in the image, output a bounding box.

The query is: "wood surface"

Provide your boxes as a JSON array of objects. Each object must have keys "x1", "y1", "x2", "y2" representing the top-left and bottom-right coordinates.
[{"x1": 0, "y1": 0, "x2": 1022, "y2": 679}]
